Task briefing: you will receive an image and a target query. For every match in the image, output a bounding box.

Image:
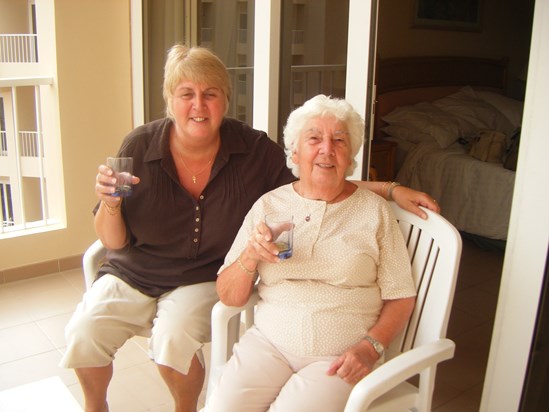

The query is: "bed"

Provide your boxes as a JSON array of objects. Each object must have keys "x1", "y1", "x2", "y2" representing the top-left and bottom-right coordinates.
[{"x1": 373, "y1": 56, "x2": 523, "y2": 242}]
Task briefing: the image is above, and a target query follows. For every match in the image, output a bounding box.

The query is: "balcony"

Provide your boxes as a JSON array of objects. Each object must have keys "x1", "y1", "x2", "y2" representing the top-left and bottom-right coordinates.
[
  {"x1": 0, "y1": 34, "x2": 38, "y2": 63},
  {"x1": 289, "y1": 64, "x2": 346, "y2": 109},
  {"x1": 0, "y1": 131, "x2": 43, "y2": 176}
]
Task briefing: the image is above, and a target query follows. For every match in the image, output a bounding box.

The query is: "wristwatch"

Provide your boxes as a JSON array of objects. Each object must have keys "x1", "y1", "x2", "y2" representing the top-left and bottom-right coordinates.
[{"x1": 364, "y1": 335, "x2": 385, "y2": 357}]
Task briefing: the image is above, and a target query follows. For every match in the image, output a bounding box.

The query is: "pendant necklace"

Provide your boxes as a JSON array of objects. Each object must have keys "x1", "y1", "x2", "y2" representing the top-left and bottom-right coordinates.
[
  {"x1": 179, "y1": 156, "x2": 214, "y2": 184},
  {"x1": 297, "y1": 182, "x2": 346, "y2": 222},
  {"x1": 296, "y1": 183, "x2": 312, "y2": 222}
]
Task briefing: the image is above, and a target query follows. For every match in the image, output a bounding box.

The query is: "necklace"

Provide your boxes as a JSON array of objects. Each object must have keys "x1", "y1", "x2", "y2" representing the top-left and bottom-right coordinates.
[
  {"x1": 179, "y1": 156, "x2": 214, "y2": 184},
  {"x1": 295, "y1": 183, "x2": 312, "y2": 222},
  {"x1": 295, "y1": 182, "x2": 348, "y2": 222}
]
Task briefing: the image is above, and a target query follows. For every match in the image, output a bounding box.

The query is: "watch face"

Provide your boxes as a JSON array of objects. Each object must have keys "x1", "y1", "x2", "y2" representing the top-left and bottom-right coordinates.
[{"x1": 365, "y1": 336, "x2": 384, "y2": 355}]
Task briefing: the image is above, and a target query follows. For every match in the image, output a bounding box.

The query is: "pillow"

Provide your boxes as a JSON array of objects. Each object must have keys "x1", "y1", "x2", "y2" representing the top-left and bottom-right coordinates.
[
  {"x1": 433, "y1": 87, "x2": 516, "y2": 137},
  {"x1": 381, "y1": 124, "x2": 434, "y2": 144},
  {"x1": 381, "y1": 102, "x2": 477, "y2": 148},
  {"x1": 476, "y1": 90, "x2": 523, "y2": 128},
  {"x1": 469, "y1": 130, "x2": 507, "y2": 163}
]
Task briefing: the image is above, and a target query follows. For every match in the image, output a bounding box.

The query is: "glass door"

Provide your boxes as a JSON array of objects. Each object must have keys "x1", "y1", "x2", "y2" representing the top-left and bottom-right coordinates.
[{"x1": 278, "y1": 0, "x2": 349, "y2": 143}]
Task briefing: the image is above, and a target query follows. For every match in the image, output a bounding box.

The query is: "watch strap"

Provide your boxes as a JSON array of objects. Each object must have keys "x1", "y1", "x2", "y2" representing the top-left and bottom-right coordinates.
[{"x1": 364, "y1": 335, "x2": 385, "y2": 356}]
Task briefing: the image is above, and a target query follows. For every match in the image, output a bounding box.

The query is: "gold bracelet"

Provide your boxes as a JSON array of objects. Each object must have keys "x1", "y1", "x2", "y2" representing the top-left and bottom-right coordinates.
[
  {"x1": 387, "y1": 182, "x2": 401, "y2": 201},
  {"x1": 237, "y1": 256, "x2": 257, "y2": 277},
  {"x1": 102, "y1": 200, "x2": 121, "y2": 216}
]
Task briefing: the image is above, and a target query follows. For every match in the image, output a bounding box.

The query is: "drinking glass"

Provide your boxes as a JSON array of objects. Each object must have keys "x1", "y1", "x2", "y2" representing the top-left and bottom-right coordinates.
[
  {"x1": 265, "y1": 212, "x2": 294, "y2": 259},
  {"x1": 106, "y1": 157, "x2": 133, "y2": 197}
]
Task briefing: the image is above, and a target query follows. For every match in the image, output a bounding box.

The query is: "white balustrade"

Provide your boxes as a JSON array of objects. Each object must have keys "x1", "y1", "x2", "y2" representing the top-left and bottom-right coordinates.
[{"x1": 0, "y1": 34, "x2": 38, "y2": 63}]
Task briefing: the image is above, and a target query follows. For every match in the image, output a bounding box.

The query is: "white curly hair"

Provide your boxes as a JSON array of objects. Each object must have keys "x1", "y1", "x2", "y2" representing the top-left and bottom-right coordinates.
[{"x1": 283, "y1": 94, "x2": 365, "y2": 178}]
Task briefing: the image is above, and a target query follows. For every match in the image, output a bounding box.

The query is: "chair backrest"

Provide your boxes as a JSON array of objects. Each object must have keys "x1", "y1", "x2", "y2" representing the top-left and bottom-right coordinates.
[{"x1": 386, "y1": 202, "x2": 462, "y2": 361}]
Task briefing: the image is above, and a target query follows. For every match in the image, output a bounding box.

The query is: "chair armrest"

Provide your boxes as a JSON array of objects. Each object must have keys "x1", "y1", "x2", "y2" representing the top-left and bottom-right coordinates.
[
  {"x1": 82, "y1": 239, "x2": 107, "y2": 290},
  {"x1": 206, "y1": 288, "x2": 260, "y2": 405},
  {"x1": 210, "y1": 288, "x2": 259, "y2": 365},
  {"x1": 344, "y1": 338, "x2": 455, "y2": 412},
  {"x1": 211, "y1": 289, "x2": 260, "y2": 326}
]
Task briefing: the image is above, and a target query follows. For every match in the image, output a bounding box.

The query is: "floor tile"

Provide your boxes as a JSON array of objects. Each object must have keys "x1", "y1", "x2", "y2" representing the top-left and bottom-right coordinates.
[
  {"x1": 452, "y1": 285, "x2": 499, "y2": 323},
  {"x1": 0, "y1": 322, "x2": 55, "y2": 364},
  {"x1": 109, "y1": 362, "x2": 173, "y2": 411},
  {"x1": 61, "y1": 269, "x2": 87, "y2": 293},
  {"x1": 434, "y1": 383, "x2": 483, "y2": 412},
  {"x1": 112, "y1": 337, "x2": 153, "y2": 370},
  {"x1": 0, "y1": 376, "x2": 82, "y2": 412},
  {"x1": 36, "y1": 313, "x2": 74, "y2": 348},
  {"x1": 2, "y1": 273, "x2": 82, "y2": 321},
  {"x1": 0, "y1": 289, "x2": 35, "y2": 329},
  {"x1": 0, "y1": 349, "x2": 77, "y2": 390}
]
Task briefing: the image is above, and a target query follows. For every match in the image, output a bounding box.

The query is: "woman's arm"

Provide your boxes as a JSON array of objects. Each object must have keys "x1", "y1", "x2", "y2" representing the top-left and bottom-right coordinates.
[
  {"x1": 216, "y1": 253, "x2": 257, "y2": 307},
  {"x1": 217, "y1": 220, "x2": 281, "y2": 306},
  {"x1": 326, "y1": 296, "x2": 416, "y2": 384},
  {"x1": 354, "y1": 181, "x2": 440, "y2": 219},
  {"x1": 363, "y1": 296, "x2": 416, "y2": 353}
]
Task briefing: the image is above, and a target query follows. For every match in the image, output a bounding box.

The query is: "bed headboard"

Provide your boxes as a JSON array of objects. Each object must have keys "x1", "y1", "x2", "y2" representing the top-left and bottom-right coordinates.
[{"x1": 373, "y1": 56, "x2": 509, "y2": 139}]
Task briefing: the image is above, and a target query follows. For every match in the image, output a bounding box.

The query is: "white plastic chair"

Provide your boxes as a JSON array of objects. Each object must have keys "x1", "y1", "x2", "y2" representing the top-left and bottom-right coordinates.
[
  {"x1": 82, "y1": 239, "x2": 153, "y2": 338},
  {"x1": 82, "y1": 239, "x2": 107, "y2": 290},
  {"x1": 204, "y1": 202, "x2": 462, "y2": 412}
]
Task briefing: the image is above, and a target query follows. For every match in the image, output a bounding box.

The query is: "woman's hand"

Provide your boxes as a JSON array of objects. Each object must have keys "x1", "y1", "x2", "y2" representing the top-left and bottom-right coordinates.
[
  {"x1": 217, "y1": 221, "x2": 286, "y2": 306},
  {"x1": 326, "y1": 340, "x2": 379, "y2": 385},
  {"x1": 95, "y1": 164, "x2": 140, "y2": 205},
  {"x1": 353, "y1": 181, "x2": 439, "y2": 219},
  {"x1": 391, "y1": 185, "x2": 440, "y2": 219},
  {"x1": 94, "y1": 163, "x2": 140, "y2": 250},
  {"x1": 245, "y1": 221, "x2": 285, "y2": 264}
]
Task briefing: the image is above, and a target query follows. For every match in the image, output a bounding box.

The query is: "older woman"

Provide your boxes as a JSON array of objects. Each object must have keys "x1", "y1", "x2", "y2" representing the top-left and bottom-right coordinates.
[
  {"x1": 211, "y1": 95, "x2": 417, "y2": 412},
  {"x1": 61, "y1": 43, "x2": 432, "y2": 412}
]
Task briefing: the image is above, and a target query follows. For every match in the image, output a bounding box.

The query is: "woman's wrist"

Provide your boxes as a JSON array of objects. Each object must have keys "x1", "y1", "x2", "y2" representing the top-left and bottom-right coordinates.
[
  {"x1": 236, "y1": 254, "x2": 258, "y2": 279},
  {"x1": 102, "y1": 200, "x2": 121, "y2": 216},
  {"x1": 383, "y1": 181, "x2": 401, "y2": 201}
]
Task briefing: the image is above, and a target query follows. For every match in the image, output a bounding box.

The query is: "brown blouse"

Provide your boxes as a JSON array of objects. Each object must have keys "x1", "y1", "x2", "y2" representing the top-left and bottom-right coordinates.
[{"x1": 96, "y1": 117, "x2": 295, "y2": 297}]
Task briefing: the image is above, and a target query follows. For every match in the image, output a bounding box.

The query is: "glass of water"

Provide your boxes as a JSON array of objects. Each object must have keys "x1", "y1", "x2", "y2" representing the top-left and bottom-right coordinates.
[
  {"x1": 265, "y1": 212, "x2": 294, "y2": 259},
  {"x1": 106, "y1": 157, "x2": 133, "y2": 197}
]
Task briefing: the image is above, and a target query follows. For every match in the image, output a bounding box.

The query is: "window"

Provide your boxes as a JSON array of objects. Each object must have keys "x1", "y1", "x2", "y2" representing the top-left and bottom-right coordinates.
[
  {"x1": 278, "y1": 0, "x2": 349, "y2": 139},
  {"x1": 0, "y1": 182, "x2": 14, "y2": 227},
  {"x1": 0, "y1": 1, "x2": 62, "y2": 238}
]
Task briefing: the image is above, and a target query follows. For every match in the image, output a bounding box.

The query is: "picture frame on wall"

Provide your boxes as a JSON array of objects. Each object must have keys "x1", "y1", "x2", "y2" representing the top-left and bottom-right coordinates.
[{"x1": 412, "y1": 0, "x2": 483, "y2": 32}]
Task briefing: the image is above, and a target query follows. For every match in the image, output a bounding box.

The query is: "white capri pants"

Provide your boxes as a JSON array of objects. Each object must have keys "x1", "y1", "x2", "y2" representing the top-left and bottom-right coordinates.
[
  {"x1": 60, "y1": 274, "x2": 218, "y2": 375},
  {"x1": 206, "y1": 326, "x2": 353, "y2": 412}
]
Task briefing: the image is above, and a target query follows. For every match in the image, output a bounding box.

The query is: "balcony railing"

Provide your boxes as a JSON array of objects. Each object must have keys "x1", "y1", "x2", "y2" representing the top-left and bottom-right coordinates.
[
  {"x1": 0, "y1": 34, "x2": 38, "y2": 63},
  {"x1": 290, "y1": 64, "x2": 346, "y2": 108},
  {"x1": 0, "y1": 131, "x2": 42, "y2": 157},
  {"x1": 227, "y1": 66, "x2": 254, "y2": 122},
  {"x1": 1, "y1": 131, "x2": 7, "y2": 156}
]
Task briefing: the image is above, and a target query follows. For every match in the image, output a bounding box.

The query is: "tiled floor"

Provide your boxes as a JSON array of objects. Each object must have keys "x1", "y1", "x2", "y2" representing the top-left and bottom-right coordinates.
[{"x1": 0, "y1": 238, "x2": 503, "y2": 411}]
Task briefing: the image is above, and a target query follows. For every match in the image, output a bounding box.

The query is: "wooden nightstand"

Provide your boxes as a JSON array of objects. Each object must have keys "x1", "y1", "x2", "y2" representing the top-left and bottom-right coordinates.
[{"x1": 369, "y1": 140, "x2": 397, "y2": 181}]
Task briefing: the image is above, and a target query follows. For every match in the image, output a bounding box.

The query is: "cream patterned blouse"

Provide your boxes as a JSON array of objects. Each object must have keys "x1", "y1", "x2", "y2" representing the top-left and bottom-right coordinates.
[{"x1": 219, "y1": 183, "x2": 415, "y2": 357}]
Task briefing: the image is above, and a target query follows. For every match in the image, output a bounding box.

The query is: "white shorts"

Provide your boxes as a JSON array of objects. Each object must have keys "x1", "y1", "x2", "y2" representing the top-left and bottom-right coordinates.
[
  {"x1": 206, "y1": 326, "x2": 353, "y2": 412},
  {"x1": 60, "y1": 274, "x2": 218, "y2": 375}
]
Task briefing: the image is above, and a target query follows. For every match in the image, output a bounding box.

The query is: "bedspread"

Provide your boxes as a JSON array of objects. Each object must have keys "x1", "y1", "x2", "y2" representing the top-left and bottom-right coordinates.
[{"x1": 396, "y1": 142, "x2": 515, "y2": 240}]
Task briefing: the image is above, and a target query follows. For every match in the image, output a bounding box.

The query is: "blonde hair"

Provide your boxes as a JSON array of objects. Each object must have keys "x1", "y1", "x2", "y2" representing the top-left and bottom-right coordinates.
[
  {"x1": 163, "y1": 44, "x2": 232, "y2": 119},
  {"x1": 283, "y1": 94, "x2": 365, "y2": 177}
]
